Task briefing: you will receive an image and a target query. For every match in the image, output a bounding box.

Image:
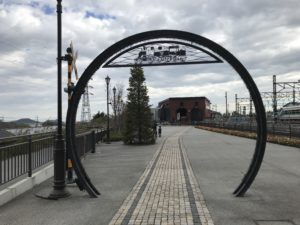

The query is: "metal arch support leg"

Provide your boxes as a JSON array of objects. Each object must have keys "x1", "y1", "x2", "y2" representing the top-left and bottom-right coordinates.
[
  {"x1": 233, "y1": 87, "x2": 267, "y2": 196},
  {"x1": 66, "y1": 111, "x2": 100, "y2": 198}
]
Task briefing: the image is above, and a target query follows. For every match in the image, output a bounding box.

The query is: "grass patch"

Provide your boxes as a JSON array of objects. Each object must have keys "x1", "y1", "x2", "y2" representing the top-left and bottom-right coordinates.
[
  {"x1": 103, "y1": 131, "x2": 123, "y2": 142},
  {"x1": 195, "y1": 125, "x2": 300, "y2": 148}
]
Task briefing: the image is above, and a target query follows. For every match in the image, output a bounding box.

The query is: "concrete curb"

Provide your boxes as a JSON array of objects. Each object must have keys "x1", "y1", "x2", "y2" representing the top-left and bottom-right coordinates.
[{"x1": 0, "y1": 163, "x2": 53, "y2": 207}]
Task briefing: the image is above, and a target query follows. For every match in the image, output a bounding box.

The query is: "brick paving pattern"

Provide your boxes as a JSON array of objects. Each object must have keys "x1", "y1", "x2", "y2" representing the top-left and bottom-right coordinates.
[{"x1": 108, "y1": 130, "x2": 214, "y2": 225}]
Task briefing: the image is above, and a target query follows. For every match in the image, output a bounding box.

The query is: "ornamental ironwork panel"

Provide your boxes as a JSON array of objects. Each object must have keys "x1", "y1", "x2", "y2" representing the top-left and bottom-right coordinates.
[{"x1": 103, "y1": 40, "x2": 223, "y2": 67}]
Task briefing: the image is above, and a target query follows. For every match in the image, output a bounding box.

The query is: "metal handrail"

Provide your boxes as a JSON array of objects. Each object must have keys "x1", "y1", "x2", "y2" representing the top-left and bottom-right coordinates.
[{"x1": 0, "y1": 129, "x2": 104, "y2": 186}]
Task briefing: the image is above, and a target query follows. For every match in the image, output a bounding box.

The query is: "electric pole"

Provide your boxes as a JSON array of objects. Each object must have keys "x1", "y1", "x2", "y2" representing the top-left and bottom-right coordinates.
[{"x1": 225, "y1": 91, "x2": 228, "y2": 116}]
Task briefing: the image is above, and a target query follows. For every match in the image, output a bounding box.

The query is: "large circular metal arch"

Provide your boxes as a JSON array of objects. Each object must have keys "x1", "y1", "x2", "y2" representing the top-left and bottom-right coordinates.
[{"x1": 66, "y1": 30, "x2": 267, "y2": 197}]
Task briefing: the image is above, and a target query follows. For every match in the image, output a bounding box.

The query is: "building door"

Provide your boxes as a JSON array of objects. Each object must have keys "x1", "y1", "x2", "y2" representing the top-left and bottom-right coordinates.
[
  {"x1": 160, "y1": 108, "x2": 170, "y2": 122},
  {"x1": 191, "y1": 108, "x2": 201, "y2": 123}
]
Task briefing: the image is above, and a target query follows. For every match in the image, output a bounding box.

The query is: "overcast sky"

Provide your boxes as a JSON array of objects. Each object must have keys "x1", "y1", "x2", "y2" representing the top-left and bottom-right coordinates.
[{"x1": 0, "y1": 0, "x2": 300, "y2": 121}]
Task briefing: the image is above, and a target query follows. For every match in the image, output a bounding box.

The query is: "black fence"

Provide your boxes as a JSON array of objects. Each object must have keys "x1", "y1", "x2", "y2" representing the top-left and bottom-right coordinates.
[
  {"x1": 198, "y1": 121, "x2": 300, "y2": 139},
  {"x1": 0, "y1": 132, "x2": 55, "y2": 147},
  {"x1": 76, "y1": 129, "x2": 106, "y2": 156},
  {"x1": 0, "y1": 129, "x2": 106, "y2": 186}
]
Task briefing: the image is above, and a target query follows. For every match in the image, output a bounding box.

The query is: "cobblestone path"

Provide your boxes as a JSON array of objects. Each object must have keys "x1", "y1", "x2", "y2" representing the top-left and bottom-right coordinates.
[{"x1": 108, "y1": 130, "x2": 214, "y2": 225}]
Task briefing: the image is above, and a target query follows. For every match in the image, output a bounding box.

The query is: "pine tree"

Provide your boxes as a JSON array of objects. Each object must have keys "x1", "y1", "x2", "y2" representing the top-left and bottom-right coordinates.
[{"x1": 123, "y1": 65, "x2": 155, "y2": 144}]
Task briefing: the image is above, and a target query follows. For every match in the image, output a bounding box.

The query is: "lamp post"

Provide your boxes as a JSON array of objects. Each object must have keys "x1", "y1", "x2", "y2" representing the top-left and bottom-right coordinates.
[
  {"x1": 105, "y1": 75, "x2": 111, "y2": 144},
  {"x1": 47, "y1": 0, "x2": 70, "y2": 199},
  {"x1": 113, "y1": 86, "x2": 117, "y2": 125},
  {"x1": 36, "y1": 0, "x2": 70, "y2": 199},
  {"x1": 117, "y1": 99, "x2": 123, "y2": 133}
]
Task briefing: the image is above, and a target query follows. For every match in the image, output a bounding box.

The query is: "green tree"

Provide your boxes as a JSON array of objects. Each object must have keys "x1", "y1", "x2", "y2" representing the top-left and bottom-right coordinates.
[
  {"x1": 90, "y1": 111, "x2": 107, "y2": 128},
  {"x1": 92, "y1": 111, "x2": 106, "y2": 120},
  {"x1": 123, "y1": 65, "x2": 155, "y2": 144}
]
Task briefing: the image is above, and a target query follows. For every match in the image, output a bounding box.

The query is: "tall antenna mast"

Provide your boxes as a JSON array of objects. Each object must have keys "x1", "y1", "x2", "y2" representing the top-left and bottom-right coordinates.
[{"x1": 81, "y1": 83, "x2": 93, "y2": 122}]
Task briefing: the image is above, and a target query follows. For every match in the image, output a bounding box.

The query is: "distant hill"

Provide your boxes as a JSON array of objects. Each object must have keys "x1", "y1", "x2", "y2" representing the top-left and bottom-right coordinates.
[
  {"x1": 0, "y1": 118, "x2": 37, "y2": 129},
  {"x1": 13, "y1": 118, "x2": 37, "y2": 126},
  {"x1": 0, "y1": 121, "x2": 30, "y2": 129}
]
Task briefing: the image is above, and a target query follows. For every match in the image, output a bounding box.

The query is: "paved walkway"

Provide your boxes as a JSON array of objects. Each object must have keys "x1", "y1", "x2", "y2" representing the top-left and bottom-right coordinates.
[
  {"x1": 108, "y1": 128, "x2": 213, "y2": 225},
  {"x1": 0, "y1": 126, "x2": 299, "y2": 225}
]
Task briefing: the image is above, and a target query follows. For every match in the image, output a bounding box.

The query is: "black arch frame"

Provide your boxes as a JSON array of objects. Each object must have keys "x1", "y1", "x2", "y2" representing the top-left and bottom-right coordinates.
[{"x1": 66, "y1": 30, "x2": 267, "y2": 197}]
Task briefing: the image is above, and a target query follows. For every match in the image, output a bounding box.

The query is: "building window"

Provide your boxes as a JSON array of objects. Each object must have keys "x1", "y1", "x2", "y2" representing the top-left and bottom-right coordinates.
[
  {"x1": 180, "y1": 102, "x2": 184, "y2": 107},
  {"x1": 194, "y1": 102, "x2": 198, "y2": 106}
]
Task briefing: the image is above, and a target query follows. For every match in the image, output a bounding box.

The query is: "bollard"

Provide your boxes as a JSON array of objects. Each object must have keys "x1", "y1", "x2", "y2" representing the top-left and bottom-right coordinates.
[
  {"x1": 28, "y1": 135, "x2": 32, "y2": 177},
  {"x1": 91, "y1": 130, "x2": 96, "y2": 153}
]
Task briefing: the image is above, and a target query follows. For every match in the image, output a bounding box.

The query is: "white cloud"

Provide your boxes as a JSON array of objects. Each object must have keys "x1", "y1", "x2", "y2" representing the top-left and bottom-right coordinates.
[{"x1": 0, "y1": 0, "x2": 300, "y2": 121}]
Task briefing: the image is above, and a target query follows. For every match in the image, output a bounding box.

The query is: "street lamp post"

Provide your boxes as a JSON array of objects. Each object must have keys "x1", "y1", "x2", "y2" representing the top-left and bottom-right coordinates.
[
  {"x1": 105, "y1": 75, "x2": 111, "y2": 144},
  {"x1": 49, "y1": 0, "x2": 70, "y2": 198},
  {"x1": 36, "y1": 0, "x2": 70, "y2": 199},
  {"x1": 117, "y1": 99, "x2": 123, "y2": 133},
  {"x1": 113, "y1": 86, "x2": 116, "y2": 125}
]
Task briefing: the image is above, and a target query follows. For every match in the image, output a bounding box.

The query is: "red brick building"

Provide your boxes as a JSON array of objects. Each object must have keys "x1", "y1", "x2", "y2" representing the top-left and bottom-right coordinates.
[{"x1": 158, "y1": 97, "x2": 211, "y2": 124}]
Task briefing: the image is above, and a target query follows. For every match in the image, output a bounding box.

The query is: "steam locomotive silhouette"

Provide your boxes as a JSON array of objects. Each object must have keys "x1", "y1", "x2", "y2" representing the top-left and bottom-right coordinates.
[{"x1": 135, "y1": 45, "x2": 187, "y2": 63}]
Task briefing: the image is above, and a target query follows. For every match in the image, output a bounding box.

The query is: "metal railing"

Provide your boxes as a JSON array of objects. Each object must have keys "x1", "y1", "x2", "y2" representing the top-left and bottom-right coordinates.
[
  {"x1": 0, "y1": 136, "x2": 54, "y2": 185},
  {"x1": 0, "y1": 131, "x2": 55, "y2": 147},
  {"x1": 198, "y1": 121, "x2": 300, "y2": 139},
  {"x1": 0, "y1": 129, "x2": 106, "y2": 186}
]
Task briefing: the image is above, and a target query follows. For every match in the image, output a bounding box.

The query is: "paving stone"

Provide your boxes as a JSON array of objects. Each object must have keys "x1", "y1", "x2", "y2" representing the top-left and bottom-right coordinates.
[{"x1": 108, "y1": 129, "x2": 214, "y2": 225}]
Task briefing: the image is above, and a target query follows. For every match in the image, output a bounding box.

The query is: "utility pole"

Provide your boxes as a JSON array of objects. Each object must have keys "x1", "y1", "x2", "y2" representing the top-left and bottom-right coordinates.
[
  {"x1": 35, "y1": 116, "x2": 39, "y2": 127},
  {"x1": 250, "y1": 96, "x2": 253, "y2": 116},
  {"x1": 273, "y1": 75, "x2": 277, "y2": 116},
  {"x1": 293, "y1": 87, "x2": 295, "y2": 104},
  {"x1": 225, "y1": 91, "x2": 228, "y2": 116},
  {"x1": 81, "y1": 84, "x2": 92, "y2": 122},
  {"x1": 113, "y1": 86, "x2": 117, "y2": 125},
  {"x1": 235, "y1": 94, "x2": 238, "y2": 113}
]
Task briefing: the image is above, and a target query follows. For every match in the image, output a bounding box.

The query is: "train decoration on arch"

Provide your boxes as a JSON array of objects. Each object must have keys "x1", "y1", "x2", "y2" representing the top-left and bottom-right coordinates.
[
  {"x1": 103, "y1": 41, "x2": 223, "y2": 68},
  {"x1": 135, "y1": 45, "x2": 187, "y2": 64}
]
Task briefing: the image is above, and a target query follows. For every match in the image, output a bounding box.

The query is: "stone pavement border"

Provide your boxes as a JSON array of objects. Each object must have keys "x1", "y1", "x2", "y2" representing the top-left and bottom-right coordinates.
[
  {"x1": 179, "y1": 137, "x2": 214, "y2": 225},
  {"x1": 0, "y1": 163, "x2": 53, "y2": 207},
  {"x1": 108, "y1": 128, "x2": 214, "y2": 225},
  {"x1": 107, "y1": 138, "x2": 167, "y2": 225}
]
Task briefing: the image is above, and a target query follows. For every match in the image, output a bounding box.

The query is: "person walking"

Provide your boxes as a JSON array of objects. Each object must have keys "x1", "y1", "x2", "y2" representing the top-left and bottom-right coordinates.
[
  {"x1": 152, "y1": 122, "x2": 157, "y2": 137},
  {"x1": 158, "y1": 125, "x2": 162, "y2": 137}
]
